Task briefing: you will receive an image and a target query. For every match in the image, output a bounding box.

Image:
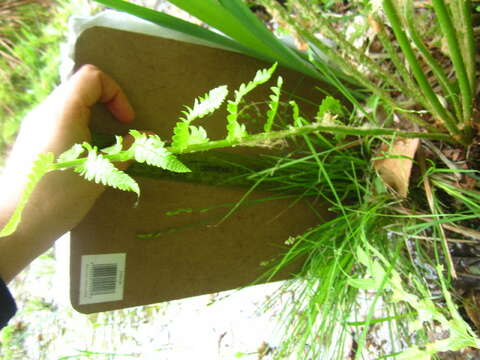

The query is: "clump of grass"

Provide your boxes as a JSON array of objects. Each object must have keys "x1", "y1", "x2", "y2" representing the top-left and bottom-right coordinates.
[{"x1": 2, "y1": 0, "x2": 478, "y2": 357}]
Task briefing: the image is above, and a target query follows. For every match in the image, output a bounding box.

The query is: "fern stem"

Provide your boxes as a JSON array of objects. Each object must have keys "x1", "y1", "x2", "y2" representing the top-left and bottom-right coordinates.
[
  {"x1": 173, "y1": 125, "x2": 453, "y2": 154},
  {"x1": 55, "y1": 125, "x2": 452, "y2": 171}
]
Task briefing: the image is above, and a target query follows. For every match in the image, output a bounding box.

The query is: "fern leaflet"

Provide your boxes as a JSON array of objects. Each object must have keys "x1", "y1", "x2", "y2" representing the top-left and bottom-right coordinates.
[
  {"x1": 188, "y1": 125, "x2": 209, "y2": 145},
  {"x1": 182, "y1": 85, "x2": 228, "y2": 122},
  {"x1": 171, "y1": 122, "x2": 190, "y2": 151},
  {"x1": 58, "y1": 144, "x2": 84, "y2": 163},
  {"x1": 163, "y1": 155, "x2": 192, "y2": 173},
  {"x1": 172, "y1": 86, "x2": 228, "y2": 150},
  {"x1": 317, "y1": 96, "x2": 343, "y2": 119},
  {"x1": 289, "y1": 101, "x2": 307, "y2": 127},
  {"x1": 264, "y1": 76, "x2": 283, "y2": 132},
  {"x1": 227, "y1": 63, "x2": 277, "y2": 141},
  {"x1": 74, "y1": 148, "x2": 140, "y2": 195},
  {"x1": 101, "y1": 136, "x2": 124, "y2": 155},
  {"x1": 0, "y1": 153, "x2": 55, "y2": 237},
  {"x1": 130, "y1": 130, "x2": 190, "y2": 173}
]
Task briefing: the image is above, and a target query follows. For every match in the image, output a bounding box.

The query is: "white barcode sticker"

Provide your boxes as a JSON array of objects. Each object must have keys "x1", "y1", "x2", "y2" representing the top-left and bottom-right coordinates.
[{"x1": 79, "y1": 253, "x2": 126, "y2": 305}]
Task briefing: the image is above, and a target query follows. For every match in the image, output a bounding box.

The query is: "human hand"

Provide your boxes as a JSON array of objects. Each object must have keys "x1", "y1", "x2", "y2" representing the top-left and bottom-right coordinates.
[
  {"x1": 5, "y1": 64, "x2": 134, "y2": 172},
  {"x1": 0, "y1": 65, "x2": 135, "y2": 282}
]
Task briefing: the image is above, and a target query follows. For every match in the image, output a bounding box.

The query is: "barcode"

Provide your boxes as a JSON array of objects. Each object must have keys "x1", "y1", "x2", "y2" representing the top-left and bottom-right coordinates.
[
  {"x1": 79, "y1": 254, "x2": 126, "y2": 305},
  {"x1": 89, "y1": 263, "x2": 117, "y2": 296}
]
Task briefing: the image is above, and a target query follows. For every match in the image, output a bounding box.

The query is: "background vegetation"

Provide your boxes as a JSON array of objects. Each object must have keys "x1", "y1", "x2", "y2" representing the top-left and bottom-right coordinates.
[{"x1": 1, "y1": 0, "x2": 480, "y2": 359}]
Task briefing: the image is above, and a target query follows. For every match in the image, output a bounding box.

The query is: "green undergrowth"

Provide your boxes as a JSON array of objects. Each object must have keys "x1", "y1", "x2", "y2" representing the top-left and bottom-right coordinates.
[
  {"x1": 3, "y1": 59, "x2": 479, "y2": 358},
  {"x1": 0, "y1": 0, "x2": 99, "y2": 163},
  {"x1": 1, "y1": 0, "x2": 479, "y2": 358}
]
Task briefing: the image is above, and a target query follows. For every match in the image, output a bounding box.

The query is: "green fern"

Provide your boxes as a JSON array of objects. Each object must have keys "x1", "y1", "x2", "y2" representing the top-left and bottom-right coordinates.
[
  {"x1": 187, "y1": 125, "x2": 209, "y2": 145},
  {"x1": 264, "y1": 76, "x2": 283, "y2": 132},
  {"x1": 0, "y1": 64, "x2": 317, "y2": 238},
  {"x1": 57, "y1": 144, "x2": 84, "y2": 162},
  {"x1": 317, "y1": 96, "x2": 344, "y2": 119},
  {"x1": 130, "y1": 130, "x2": 190, "y2": 173},
  {"x1": 182, "y1": 85, "x2": 229, "y2": 122},
  {"x1": 101, "y1": 135, "x2": 124, "y2": 155},
  {"x1": 227, "y1": 63, "x2": 277, "y2": 141},
  {"x1": 171, "y1": 122, "x2": 190, "y2": 151},
  {"x1": 74, "y1": 147, "x2": 140, "y2": 195},
  {"x1": 289, "y1": 100, "x2": 307, "y2": 127},
  {"x1": 171, "y1": 85, "x2": 229, "y2": 151},
  {"x1": 0, "y1": 153, "x2": 54, "y2": 237}
]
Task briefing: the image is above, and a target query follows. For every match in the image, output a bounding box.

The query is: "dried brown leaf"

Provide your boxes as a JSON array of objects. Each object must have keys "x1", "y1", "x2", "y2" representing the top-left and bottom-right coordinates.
[{"x1": 374, "y1": 138, "x2": 419, "y2": 198}]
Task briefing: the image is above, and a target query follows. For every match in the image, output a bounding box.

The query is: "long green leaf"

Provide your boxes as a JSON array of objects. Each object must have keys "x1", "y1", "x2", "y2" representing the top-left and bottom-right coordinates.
[
  {"x1": 383, "y1": 0, "x2": 461, "y2": 140},
  {"x1": 93, "y1": 0, "x2": 326, "y2": 82},
  {"x1": 404, "y1": 0, "x2": 462, "y2": 122},
  {"x1": 373, "y1": 14, "x2": 428, "y2": 108},
  {"x1": 216, "y1": 0, "x2": 319, "y2": 77},
  {"x1": 167, "y1": 0, "x2": 279, "y2": 58},
  {"x1": 450, "y1": 0, "x2": 476, "y2": 96},
  {"x1": 93, "y1": 0, "x2": 261, "y2": 58},
  {"x1": 431, "y1": 0, "x2": 473, "y2": 126}
]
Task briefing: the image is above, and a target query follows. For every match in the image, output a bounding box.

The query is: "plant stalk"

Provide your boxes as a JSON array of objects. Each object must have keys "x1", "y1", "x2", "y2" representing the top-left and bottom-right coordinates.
[
  {"x1": 431, "y1": 0, "x2": 473, "y2": 130},
  {"x1": 404, "y1": 0, "x2": 463, "y2": 122},
  {"x1": 54, "y1": 125, "x2": 452, "y2": 170},
  {"x1": 383, "y1": 0, "x2": 462, "y2": 141}
]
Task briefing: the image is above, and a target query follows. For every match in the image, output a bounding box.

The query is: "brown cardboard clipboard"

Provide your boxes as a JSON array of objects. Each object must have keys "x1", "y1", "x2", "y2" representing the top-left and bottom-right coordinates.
[{"x1": 70, "y1": 26, "x2": 329, "y2": 313}]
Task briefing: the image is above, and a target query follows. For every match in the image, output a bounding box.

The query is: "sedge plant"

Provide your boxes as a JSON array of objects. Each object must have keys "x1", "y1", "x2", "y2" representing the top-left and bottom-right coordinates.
[{"x1": 3, "y1": 0, "x2": 480, "y2": 357}]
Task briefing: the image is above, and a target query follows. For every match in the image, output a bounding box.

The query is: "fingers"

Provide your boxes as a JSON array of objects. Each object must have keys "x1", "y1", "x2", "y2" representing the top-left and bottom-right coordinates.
[{"x1": 70, "y1": 65, "x2": 135, "y2": 124}]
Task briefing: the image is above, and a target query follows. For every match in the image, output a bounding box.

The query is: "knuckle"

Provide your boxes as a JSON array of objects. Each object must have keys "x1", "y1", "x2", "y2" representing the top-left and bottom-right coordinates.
[{"x1": 79, "y1": 64, "x2": 101, "y2": 77}]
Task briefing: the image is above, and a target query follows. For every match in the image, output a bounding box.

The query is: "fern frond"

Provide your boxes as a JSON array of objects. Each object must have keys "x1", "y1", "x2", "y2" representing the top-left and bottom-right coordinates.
[
  {"x1": 226, "y1": 113, "x2": 248, "y2": 141},
  {"x1": 171, "y1": 121, "x2": 190, "y2": 151},
  {"x1": 264, "y1": 76, "x2": 283, "y2": 132},
  {"x1": 58, "y1": 144, "x2": 84, "y2": 163},
  {"x1": 317, "y1": 96, "x2": 344, "y2": 118},
  {"x1": 188, "y1": 125, "x2": 209, "y2": 145},
  {"x1": 101, "y1": 136, "x2": 124, "y2": 155},
  {"x1": 253, "y1": 63, "x2": 278, "y2": 84},
  {"x1": 75, "y1": 148, "x2": 140, "y2": 195},
  {"x1": 163, "y1": 155, "x2": 191, "y2": 173},
  {"x1": 182, "y1": 85, "x2": 229, "y2": 122},
  {"x1": 233, "y1": 63, "x2": 278, "y2": 104},
  {"x1": 226, "y1": 64, "x2": 277, "y2": 141},
  {"x1": 130, "y1": 130, "x2": 190, "y2": 173},
  {"x1": 0, "y1": 153, "x2": 55, "y2": 237},
  {"x1": 172, "y1": 86, "x2": 227, "y2": 150},
  {"x1": 289, "y1": 100, "x2": 307, "y2": 127}
]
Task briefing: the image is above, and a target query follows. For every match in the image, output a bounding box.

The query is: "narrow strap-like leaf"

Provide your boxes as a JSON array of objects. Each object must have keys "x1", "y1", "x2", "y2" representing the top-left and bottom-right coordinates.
[
  {"x1": 431, "y1": 0, "x2": 472, "y2": 126},
  {"x1": 93, "y1": 0, "x2": 258, "y2": 57},
  {"x1": 264, "y1": 76, "x2": 283, "y2": 132},
  {"x1": 383, "y1": 0, "x2": 461, "y2": 140},
  {"x1": 404, "y1": 0, "x2": 462, "y2": 122}
]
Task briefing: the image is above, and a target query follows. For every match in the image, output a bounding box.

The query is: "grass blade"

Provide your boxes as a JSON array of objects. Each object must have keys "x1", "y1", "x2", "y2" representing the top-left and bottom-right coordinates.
[
  {"x1": 372, "y1": 14, "x2": 428, "y2": 109},
  {"x1": 383, "y1": 0, "x2": 461, "y2": 140},
  {"x1": 92, "y1": 0, "x2": 263, "y2": 58},
  {"x1": 431, "y1": 0, "x2": 473, "y2": 127},
  {"x1": 404, "y1": 0, "x2": 463, "y2": 122}
]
